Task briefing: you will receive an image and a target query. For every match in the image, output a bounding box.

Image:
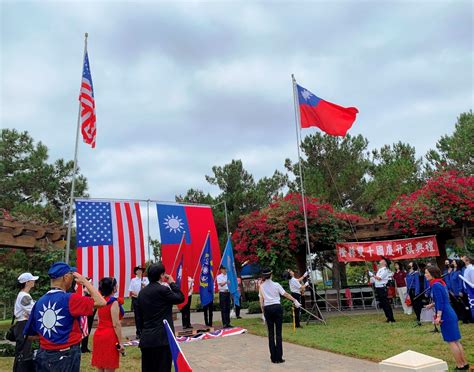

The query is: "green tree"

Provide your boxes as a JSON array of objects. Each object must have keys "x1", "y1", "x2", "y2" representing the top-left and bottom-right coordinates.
[
  {"x1": 426, "y1": 111, "x2": 474, "y2": 175},
  {"x1": 0, "y1": 129, "x2": 88, "y2": 223},
  {"x1": 359, "y1": 142, "x2": 423, "y2": 215},
  {"x1": 285, "y1": 133, "x2": 371, "y2": 211},
  {"x1": 149, "y1": 238, "x2": 162, "y2": 262},
  {"x1": 205, "y1": 160, "x2": 287, "y2": 237}
]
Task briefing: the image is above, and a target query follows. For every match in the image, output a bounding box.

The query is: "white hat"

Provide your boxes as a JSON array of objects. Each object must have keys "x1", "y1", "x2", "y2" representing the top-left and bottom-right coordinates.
[{"x1": 18, "y1": 273, "x2": 39, "y2": 284}]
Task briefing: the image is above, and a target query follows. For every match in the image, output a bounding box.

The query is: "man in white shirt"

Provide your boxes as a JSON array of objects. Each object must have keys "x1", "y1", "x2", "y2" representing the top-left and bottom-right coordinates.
[
  {"x1": 285, "y1": 269, "x2": 308, "y2": 328},
  {"x1": 217, "y1": 265, "x2": 232, "y2": 328},
  {"x1": 369, "y1": 258, "x2": 395, "y2": 323},
  {"x1": 181, "y1": 276, "x2": 194, "y2": 329},
  {"x1": 129, "y1": 266, "x2": 149, "y2": 339}
]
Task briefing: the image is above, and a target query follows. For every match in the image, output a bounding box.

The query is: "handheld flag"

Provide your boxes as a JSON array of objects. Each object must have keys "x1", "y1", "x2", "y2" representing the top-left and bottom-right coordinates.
[
  {"x1": 222, "y1": 238, "x2": 240, "y2": 306},
  {"x1": 199, "y1": 236, "x2": 214, "y2": 307},
  {"x1": 175, "y1": 250, "x2": 189, "y2": 310},
  {"x1": 296, "y1": 83, "x2": 358, "y2": 136},
  {"x1": 163, "y1": 319, "x2": 192, "y2": 372},
  {"x1": 79, "y1": 49, "x2": 97, "y2": 147}
]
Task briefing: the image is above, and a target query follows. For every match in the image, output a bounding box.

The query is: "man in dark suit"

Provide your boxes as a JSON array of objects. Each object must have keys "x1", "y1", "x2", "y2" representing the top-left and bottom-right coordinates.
[{"x1": 136, "y1": 262, "x2": 185, "y2": 372}]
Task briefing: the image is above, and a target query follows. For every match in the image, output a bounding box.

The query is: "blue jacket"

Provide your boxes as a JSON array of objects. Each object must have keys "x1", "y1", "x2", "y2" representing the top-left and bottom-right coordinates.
[
  {"x1": 450, "y1": 270, "x2": 464, "y2": 296},
  {"x1": 406, "y1": 271, "x2": 430, "y2": 296},
  {"x1": 443, "y1": 269, "x2": 452, "y2": 291}
]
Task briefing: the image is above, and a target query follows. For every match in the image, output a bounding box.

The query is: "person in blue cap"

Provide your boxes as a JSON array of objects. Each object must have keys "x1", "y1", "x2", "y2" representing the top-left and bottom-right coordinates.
[{"x1": 24, "y1": 262, "x2": 106, "y2": 372}]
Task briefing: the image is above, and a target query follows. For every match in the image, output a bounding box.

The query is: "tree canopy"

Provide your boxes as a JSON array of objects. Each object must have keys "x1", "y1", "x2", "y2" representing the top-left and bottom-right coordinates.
[{"x1": 0, "y1": 129, "x2": 88, "y2": 223}]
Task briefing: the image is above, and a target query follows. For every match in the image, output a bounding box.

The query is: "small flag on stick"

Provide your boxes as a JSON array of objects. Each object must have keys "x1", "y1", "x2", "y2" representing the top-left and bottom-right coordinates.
[{"x1": 163, "y1": 319, "x2": 192, "y2": 372}]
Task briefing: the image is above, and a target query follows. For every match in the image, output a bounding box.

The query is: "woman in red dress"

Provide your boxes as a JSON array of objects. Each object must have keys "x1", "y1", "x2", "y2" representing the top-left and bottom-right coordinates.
[{"x1": 92, "y1": 277, "x2": 125, "y2": 372}]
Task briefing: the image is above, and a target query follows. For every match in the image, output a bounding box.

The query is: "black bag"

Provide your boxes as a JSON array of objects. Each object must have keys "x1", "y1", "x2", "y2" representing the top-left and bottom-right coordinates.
[{"x1": 5, "y1": 313, "x2": 16, "y2": 342}]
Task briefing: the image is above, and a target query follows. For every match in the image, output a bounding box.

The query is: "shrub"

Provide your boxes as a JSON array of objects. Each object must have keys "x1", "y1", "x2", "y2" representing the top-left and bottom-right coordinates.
[{"x1": 247, "y1": 301, "x2": 262, "y2": 314}]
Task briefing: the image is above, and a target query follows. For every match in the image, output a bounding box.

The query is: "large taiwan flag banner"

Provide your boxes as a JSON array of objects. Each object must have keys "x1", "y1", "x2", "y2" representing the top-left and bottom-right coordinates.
[{"x1": 156, "y1": 203, "x2": 221, "y2": 292}]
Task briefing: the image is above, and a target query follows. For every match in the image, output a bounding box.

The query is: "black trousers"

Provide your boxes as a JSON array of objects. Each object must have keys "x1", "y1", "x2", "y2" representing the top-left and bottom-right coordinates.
[
  {"x1": 264, "y1": 304, "x2": 283, "y2": 363},
  {"x1": 181, "y1": 295, "x2": 192, "y2": 328},
  {"x1": 291, "y1": 292, "x2": 301, "y2": 327},
  {"x1": 219, "y1": 292, "x2": 231, "y2": 327},
  {"x1": 13, "y1": 320, "x2": 35, "y2": 372},
  {"x1": 375, "y1": 287, "x2": 395, "y2": 321},
  {"x1": 132, "y1": 297, "x2": 141, "y2": 337},
  {"x1": 409, "y1": 289, "x2": 423, "y2": 322},
  {"x1": 141, "y1": 346, "x2": 172, "y2": 372},
  {"x1": 203, "y1": 301, "x2": 213, "y2": 326}
]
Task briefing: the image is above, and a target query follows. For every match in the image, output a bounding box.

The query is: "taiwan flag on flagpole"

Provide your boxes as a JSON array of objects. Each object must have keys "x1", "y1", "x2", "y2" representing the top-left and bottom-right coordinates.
[
  {"x1": 163, "y1": 319, "x2": 192, "y2": 372},
  {"x1": 295, "y1": 81, "x2": 358, "y2": 137},
  {"x1": 175, "y1": 249, "x2": 189, "y2": 311}
]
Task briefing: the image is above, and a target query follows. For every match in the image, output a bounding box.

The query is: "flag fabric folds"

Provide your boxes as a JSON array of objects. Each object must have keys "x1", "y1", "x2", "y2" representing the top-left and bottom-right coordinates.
[
  {"x1": 222, "y1": 238, "x2": 240, "y2": 307},
  {"x1": 80, "y1": 51, "x2": 97, "y2": 148},
  {"x1": 199, "y1": 236, "x2": 214, "y2": 307},
  {"x1": 75, "y1": 200, "x2": 145, "y2": 298},
  {"x1": 175, "y1": 250, "x2": 189, "y2": 310},
  {"x1": 163, "y1": 319, "x2": 193, "y2": 372},
  {"x1": 296, "y1": 83, "x2": 358, "y2": 136},
  {"x1": 156, "y1": 203, "x2": 221, "y2": 291}
]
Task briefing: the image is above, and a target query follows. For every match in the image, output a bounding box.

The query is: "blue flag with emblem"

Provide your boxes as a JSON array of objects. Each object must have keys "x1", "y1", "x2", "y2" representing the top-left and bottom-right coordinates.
[
  {"x1": 199, "y1": 236, "x2": 214, "y2": 307},
  {"x1": 222, "y1": 238, "x2": 240, "y2": 307}
]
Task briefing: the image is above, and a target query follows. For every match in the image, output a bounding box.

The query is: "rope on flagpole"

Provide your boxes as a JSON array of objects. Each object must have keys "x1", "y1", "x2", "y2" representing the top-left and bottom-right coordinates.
[{"x1": 65, "y1": 32, "x2": 88, "y2": 264}]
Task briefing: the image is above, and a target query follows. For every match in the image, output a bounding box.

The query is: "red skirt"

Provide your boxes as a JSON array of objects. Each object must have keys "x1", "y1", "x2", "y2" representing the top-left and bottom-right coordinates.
[{"x1": 91, "y1": 327, "x2": 119, "y2": 369}]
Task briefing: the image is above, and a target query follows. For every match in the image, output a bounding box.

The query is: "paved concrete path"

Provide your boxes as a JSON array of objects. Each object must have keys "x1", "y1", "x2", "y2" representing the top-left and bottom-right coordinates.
[{"x1": 180, "y1": 332, "x2": 377, "y2": 372}]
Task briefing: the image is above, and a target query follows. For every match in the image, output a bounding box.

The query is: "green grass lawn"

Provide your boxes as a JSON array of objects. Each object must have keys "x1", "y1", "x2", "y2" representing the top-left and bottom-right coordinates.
[
  {"x1": 231, "y1": 312, "x2": 473, "y2": 369},
  {"x1": 0, "y1": 311, "x2": 471, "y2": 370}
]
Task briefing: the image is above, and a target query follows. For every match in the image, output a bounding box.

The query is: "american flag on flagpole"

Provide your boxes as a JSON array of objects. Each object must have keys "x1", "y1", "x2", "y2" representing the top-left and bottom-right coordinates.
[
  {"x1": 75, "y1": 200, "x2": 145, "y2": 298},
  {"x1": 79, "y1": 50, "x2": 97, "y2": 148}
]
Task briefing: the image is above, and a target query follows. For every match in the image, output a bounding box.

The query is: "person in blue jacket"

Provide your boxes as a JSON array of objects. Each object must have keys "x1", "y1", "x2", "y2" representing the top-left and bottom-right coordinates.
[
  {"x1": 451, "y1": 259, "x2": 472, "y2": 324},
  {"x1": 406, "y1": 262, "x2": 430, "y2": 326},
  {"x1": 425, "y1": 266, "x2": 468, "y2": 371}
]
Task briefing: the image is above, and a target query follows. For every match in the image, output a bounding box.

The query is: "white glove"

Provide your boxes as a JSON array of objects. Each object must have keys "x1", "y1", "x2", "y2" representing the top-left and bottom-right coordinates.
[
  {"x1": 261, "y1": 314, "x2": 266, "y2": 323},
  {"x1": 303, "y1": 271, "x2": 309, "y2": 278},
  {"x1": 293, "y1": 300, "x2": 301, "y2": 308}
]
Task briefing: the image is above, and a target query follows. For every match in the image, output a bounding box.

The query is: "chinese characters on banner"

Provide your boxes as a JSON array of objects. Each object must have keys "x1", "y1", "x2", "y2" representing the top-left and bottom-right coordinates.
[{"x1": 336, "y1": 235, "x2": 439, "y2": 262}]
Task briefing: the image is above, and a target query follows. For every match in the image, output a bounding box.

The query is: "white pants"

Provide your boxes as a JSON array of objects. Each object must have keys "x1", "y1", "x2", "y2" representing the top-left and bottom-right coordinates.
[{"x1": 397, "y1": 286, "x2": 412, "y2": 315}]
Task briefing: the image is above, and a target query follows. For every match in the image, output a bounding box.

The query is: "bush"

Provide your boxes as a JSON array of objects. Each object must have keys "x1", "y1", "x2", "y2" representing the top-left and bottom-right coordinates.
[
  {"x1": 243, "y1": 291, "x2": 259, "y2": 302},
  {"x1": 247, "y1": 301, "x2": 262, "y2": 314},
  {"x1": 281, "y1": 300, "x2": 294, "y2": 323}
]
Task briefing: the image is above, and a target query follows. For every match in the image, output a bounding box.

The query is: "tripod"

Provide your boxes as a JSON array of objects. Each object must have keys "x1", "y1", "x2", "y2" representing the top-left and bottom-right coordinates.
[{"x1": 302, "y1": 272, "x2": 326, "y2": 325}]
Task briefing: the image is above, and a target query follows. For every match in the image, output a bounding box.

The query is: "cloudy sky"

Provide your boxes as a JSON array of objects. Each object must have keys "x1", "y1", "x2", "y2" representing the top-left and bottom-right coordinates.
[{"x1": 1, "y1": 0, "x2": 473, "y2": 204}]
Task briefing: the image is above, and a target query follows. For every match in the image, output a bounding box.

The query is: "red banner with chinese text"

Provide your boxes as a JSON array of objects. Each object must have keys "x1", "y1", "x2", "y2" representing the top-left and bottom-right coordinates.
[{"x1": 336, "y1": 235, "x2": 439, "y2": 262}]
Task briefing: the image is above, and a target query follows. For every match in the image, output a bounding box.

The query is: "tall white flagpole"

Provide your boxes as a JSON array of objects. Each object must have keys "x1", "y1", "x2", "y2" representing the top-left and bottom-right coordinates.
[
  {"x1": 291, "y1": 75, "x2": 325, "y2": 324},
  {"x1": 65, "y1": 33, "x2": 88, "y2": 264},
  {"x1": 291, "y1": 74, "x2": 312, "y2": 275}
]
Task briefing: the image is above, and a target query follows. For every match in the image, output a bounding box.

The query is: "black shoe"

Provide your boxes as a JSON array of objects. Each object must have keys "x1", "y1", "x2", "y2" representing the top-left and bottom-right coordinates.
[
  {"x1": 224, "y1": 324, "x2": 233, "y2": 328},
  {"x1": 277, "y1": 359, "x2": 285, "y2": 363},
  {"x1": 414, "y1": 321, "x2": 422, "y2": 327},
  {"x1": 81, "y1": 349, "x2": 91, "y2": 353},
  {"x1": 236, "y1": 316, "x2": 242, "y2": 319}
]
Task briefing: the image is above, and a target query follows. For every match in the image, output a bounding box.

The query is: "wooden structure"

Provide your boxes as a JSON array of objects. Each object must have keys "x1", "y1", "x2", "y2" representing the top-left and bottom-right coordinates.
[{"x1": 0, "y1": 216, "x2": 66, "y2": 250}]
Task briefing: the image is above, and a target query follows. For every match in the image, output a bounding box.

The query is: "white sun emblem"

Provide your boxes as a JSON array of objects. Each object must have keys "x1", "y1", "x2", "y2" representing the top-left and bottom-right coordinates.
[
  {"x1": 301, "y1": 89, "x2": 312, "y2": 101},
  {"x1": 38, "y1": 301, "x2": 65, "y2": 338},
  {"x1": 163, "y1": 214, "x2": 184, "y2": 234}
]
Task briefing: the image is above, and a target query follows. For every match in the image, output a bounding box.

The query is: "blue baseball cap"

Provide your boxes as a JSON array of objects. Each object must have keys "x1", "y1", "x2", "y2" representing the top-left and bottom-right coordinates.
[{"x1": 48, "y1": 262, "x2": 77, "y2": 279}]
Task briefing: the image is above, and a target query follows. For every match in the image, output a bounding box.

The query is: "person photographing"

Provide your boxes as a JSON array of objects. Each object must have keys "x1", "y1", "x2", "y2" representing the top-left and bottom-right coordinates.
[{"x1": 259, "y1": 267, "x2": 301, "y2": 364}]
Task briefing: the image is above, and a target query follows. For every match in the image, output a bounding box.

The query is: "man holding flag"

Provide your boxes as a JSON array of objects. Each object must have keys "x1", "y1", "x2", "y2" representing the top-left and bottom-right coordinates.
[
  {"x1": 221, "y1": 238, "x2": 240, "y2": 316},
  {"x1": 199, "y1": 236, "x2": 214, "y2": 328}
]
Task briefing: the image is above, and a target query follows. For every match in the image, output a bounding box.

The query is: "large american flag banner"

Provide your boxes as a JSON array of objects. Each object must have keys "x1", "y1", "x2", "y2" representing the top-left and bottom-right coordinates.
[
  {"x1": 75, "y1": 200, "x2": 145, "y2": 298},
  {"x1": 79, "y1": 51, "x2": 96, "y2": 148}
]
